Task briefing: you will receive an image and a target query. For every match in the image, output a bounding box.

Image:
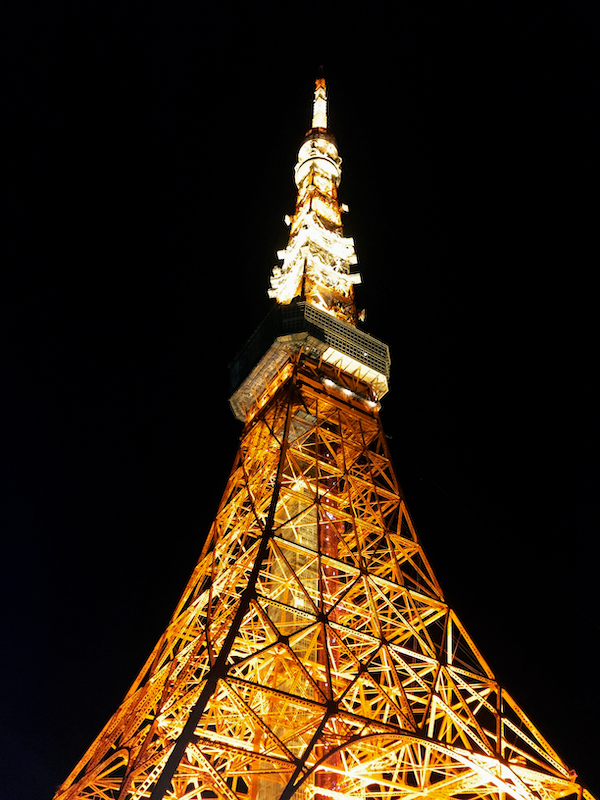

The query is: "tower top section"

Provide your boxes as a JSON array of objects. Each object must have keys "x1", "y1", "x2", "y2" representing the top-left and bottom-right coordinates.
[
  {"x1": 268, "y1": 79, "x2": 361, "y2": 325},
  {"x1": 230, "y1": 80, "x2": 390, "y2": 422}
]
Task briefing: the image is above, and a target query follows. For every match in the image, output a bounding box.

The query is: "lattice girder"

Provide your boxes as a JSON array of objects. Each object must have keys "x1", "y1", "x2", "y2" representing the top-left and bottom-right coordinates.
[{"x1": 55, "y1": 358, "x2": 586, "y2": 800}]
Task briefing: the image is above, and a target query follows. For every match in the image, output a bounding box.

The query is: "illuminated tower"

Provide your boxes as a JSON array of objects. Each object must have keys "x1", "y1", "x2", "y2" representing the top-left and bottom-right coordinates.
[{"x1": 55, "y1": 80, "x2": 592, "y2": 800}]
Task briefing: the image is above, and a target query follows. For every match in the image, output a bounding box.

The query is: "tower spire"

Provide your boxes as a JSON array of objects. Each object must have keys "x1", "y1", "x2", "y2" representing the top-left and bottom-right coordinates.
[
  {"x1": 268, "y1": 78, "x2": 361, "y2": 325},
  {"x1": 311, "y1": 76, "x2": 328, "y2": 129}
]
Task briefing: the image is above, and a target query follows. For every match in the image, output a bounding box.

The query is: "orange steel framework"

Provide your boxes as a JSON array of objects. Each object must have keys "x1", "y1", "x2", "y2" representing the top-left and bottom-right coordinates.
[{"x1": 54, "y1": 80, "x2": 593, "y2": 800}]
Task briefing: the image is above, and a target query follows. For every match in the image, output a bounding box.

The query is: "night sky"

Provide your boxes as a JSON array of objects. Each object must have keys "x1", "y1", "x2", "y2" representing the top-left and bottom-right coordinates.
[{"x1": 2, "y1": 4, "x2": 598, "y2": 798}]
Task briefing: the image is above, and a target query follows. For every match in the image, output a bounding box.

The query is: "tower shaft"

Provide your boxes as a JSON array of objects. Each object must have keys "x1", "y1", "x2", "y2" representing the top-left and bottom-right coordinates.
[{"x1": 54, "y1": 80, "x2": 592, "y2": 800}]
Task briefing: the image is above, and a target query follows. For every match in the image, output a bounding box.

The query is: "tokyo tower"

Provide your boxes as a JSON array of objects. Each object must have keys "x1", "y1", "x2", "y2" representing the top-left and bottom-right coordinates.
[{"x1": 54, "y1": 79, "x2": 593, "y2": 800}]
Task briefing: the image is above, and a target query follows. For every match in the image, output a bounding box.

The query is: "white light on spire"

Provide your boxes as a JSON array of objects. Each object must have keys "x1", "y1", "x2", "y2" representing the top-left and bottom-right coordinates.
[{"x1": 312, "y1": 78, "x2": 327, "y2": 129}]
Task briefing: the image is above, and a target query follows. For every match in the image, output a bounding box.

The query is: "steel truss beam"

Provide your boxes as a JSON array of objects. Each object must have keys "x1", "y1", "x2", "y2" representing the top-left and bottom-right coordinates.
[{"x1": 54, "y1": 358, "x2": 590, "y2": 800}]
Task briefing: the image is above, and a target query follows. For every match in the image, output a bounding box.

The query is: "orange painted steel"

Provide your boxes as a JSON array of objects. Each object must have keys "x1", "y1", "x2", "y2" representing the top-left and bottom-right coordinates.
[{"x1": 55, "y1": 358, "x2": 589, "y2": 800}]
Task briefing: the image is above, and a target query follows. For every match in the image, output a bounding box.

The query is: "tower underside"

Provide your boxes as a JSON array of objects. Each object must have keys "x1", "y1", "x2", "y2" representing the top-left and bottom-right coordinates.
[{"x1": 55, "y1": 355, "x2": 587, "y2": 800}]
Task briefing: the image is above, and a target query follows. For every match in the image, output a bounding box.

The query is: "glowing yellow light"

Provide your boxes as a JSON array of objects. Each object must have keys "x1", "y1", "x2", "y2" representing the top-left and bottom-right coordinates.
[{"x1": 312, "y1": 78, "x2": 328, "y2": 129}]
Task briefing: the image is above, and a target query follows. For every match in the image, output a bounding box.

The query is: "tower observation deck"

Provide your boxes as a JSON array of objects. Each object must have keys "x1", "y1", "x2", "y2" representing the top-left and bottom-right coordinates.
[{"x1": 54, "y1": 79, "x2": 594, "y2": 800}]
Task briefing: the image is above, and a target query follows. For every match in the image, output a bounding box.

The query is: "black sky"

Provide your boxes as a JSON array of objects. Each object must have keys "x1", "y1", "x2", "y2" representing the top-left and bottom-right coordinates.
[{"x1": 2, "y1": 3, "x2": 598, "y2": 798}]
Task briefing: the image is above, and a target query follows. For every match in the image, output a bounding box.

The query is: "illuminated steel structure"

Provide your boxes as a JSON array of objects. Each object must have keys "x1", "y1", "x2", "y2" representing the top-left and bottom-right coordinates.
[{"x1": 56, "y1": 80, "x2": 592, "y2": 800}]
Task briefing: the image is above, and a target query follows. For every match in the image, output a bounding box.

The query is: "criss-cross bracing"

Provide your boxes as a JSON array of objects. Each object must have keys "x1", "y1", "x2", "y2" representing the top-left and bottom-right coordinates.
[{"x1": 55, "y1": 80, "x2": 592, "y2": 800}]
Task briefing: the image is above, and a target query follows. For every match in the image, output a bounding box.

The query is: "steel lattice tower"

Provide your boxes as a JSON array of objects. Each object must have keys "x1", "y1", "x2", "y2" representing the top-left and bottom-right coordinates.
[{"x1": 55, "y1": 80, "x2": 593, "y2": 800}]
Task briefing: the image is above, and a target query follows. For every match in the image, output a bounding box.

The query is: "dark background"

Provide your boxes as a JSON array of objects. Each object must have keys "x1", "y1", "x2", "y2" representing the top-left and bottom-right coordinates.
[{"x1": 2, "y1": 3, "x2": 598, "y2": 798}]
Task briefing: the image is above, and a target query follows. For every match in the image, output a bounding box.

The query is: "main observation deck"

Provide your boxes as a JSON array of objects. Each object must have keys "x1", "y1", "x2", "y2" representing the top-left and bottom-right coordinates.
[{"x1": 229, "y1": 301, "x2": 390, "y2": 422}]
